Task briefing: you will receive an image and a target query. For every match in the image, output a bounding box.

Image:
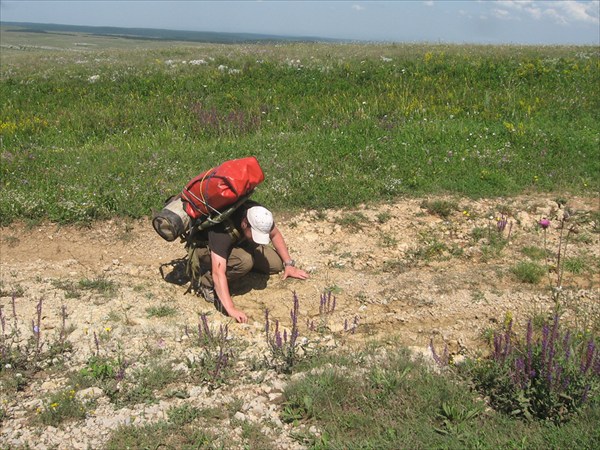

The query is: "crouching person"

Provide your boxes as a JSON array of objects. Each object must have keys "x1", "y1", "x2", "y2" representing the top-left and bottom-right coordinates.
[{"x1": 187, "y1": 201, "x2": 309, "y2": 323}]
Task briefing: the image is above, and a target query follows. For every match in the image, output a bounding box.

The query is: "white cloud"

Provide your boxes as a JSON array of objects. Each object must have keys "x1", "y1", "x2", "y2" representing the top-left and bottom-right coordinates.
[
  {"x1": 423, "y1": 1, "x2": 435, "y2": 6},
  {"x1": 491, "y1": 0, "x2": 599, "y2": 25},
  {"x1": 352, "y1": 4, "x2": 365, "y2": 12},
  {"x1": 492, "y1": 8, "x2": 512, "y2": 19},
  {"x1": 558, "y1": 0, "x2": 599, "y2": 24}
]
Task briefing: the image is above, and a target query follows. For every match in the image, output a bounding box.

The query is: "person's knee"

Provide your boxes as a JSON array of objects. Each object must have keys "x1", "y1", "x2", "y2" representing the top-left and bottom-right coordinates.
[
  {"x1": 253, "y1": 245, "x2": 283, "y2": 274},
  {"x1": 229, "y1": 249, "x2": 254, "y2": 276}
]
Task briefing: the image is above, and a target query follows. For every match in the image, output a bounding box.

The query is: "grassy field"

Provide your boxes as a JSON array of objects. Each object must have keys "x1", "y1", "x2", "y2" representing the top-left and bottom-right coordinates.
[
  {"x1": 1, "y1": 29, "x2": 599, "y2": 448},
  {"x1": 1, "y1": 27, "x2": 598, "y2": 224}
]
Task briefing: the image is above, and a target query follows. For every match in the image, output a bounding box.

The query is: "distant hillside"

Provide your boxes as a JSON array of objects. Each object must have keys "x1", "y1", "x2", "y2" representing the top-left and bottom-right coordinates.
[{"x1": 1, "y1": 21, "x2": 343, "y2": 44}]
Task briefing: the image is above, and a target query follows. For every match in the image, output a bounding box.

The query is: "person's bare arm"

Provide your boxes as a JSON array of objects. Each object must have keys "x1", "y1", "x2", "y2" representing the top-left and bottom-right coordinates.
[
  {"x1": 270, "y1": 226, "x2": 309, "y2": 280},
  {"x1": 211, "y1": 251, "x2": 248, "y2": 323}
]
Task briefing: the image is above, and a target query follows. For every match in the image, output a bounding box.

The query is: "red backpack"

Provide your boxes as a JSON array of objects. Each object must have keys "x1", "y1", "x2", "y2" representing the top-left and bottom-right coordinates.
[
  {"x1": 152, "y1": 156, "x2": 264, "y2": 242},
  {"x1": 181, "y1": 156, "x2": 264, "y2": 220}
]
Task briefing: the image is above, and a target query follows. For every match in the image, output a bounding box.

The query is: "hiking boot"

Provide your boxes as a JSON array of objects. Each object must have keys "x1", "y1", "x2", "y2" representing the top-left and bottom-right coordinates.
[{"x1": 199, "y1": 285, "x2": 217, "y2": 303}]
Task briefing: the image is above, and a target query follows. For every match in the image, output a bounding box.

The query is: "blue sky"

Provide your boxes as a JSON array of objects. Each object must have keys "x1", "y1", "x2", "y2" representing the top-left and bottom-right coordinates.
[{"x1": 1, "y1": 1, "x2": 599, "y2": 45}]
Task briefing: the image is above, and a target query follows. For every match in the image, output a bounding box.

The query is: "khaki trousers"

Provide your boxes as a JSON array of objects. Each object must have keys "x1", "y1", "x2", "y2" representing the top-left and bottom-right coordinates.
[{"x1": 191, "y1": 244, "x2": 284, "y2": 289}]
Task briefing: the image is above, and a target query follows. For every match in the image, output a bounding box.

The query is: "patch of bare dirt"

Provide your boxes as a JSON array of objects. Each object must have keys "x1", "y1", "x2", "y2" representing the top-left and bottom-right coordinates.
[{"x1": 1, "y1": 194, "x2": 599, "y2": 349}]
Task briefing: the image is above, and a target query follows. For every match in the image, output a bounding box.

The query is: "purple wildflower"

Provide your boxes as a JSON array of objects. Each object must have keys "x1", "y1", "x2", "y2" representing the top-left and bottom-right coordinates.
[
  {"x1": 581, "y1": 340, "x2": 595, "y2": 374},
  {"x1": 526, "y1": 319, "x2": 533, "y2": 377},
  {"x1": 264, "y1": 309, "x2": 270, "y2": 338},
  {"x1": 563, "y1": 330, "x2": 572, "y2": 363},
  {"x1": 581, "y1": 385, "x2": 590, "y2": 404},
  {"x1": 0, "y1": 306, "x2": 5, "y2": 335},
  {"x1": 539, "y1": 218, "x2": 551, "y2": 229},
  {"x1": 497, "y1": 215, "x2": 508, "y2": 233},
  {"x1": 430, "y1": 338, "x2": 449, "y2": 367}
]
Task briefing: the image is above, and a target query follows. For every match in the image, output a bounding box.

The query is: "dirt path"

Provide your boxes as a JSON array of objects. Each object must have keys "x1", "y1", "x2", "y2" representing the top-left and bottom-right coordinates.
[{"x1": 2, "y1": 194, "x2": 598, "y2": 352}]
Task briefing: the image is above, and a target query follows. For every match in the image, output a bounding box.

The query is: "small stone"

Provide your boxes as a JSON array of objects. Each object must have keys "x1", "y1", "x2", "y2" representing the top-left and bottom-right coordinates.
[{"x1": 76, "y1": 387, "x2": 105, "y2": 401}]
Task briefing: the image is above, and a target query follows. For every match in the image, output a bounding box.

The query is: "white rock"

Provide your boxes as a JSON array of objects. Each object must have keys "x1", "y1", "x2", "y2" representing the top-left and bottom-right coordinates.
[{"x1": 76, "y1": 387, "x2": 105, "y2": 401}]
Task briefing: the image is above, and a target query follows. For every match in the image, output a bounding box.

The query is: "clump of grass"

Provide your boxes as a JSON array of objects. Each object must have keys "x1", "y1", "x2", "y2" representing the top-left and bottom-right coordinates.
[
  {"x1": 334, "y1": 212, "x2": 369, "y2": 231},
  {"x1": 421, "y1": 199, "x2": 459, "y2": 219},
  {"x1": 104, "y1": 420, "x2": 221, "y2": 450},
  {"x1": 563, "y1": 256, "x2": 587, "y2": 275},
  {"x1": 382, "y1": 258, "x2": 410, "y2": 273},
  {"x1": 146, "y1": 304, "x2": 178, "y2": 318},
  {"x1": 78, "y1": 277, "x2": 118, "y2": 297},
  {"x1": 511, "y1": 261, "x2": 545, "y2": 284},
  {"x1": 35, "y1": 388, "x2": 87, "y2": 426},
  {"x1": 409, "y1": 239, "x2": 449, "y2": 262},
  {"x1": 376, "y1": 211, "x2": 392, "y2": 224},
  {"x1": 520, "y1": 245, "x2": 548, "y2": 261},
  {"x1": 115, "y1": 360, "x2": 180, "y2": 406},
  {"x1": 379, "y1": 231, "x2": 398, "y2": 247},
  {"x1": 167, "y1": 404, "x2": 203, "y2": 426},
  {"x1": 51, "y1": 279, "x2": 82, "y2": 299}
]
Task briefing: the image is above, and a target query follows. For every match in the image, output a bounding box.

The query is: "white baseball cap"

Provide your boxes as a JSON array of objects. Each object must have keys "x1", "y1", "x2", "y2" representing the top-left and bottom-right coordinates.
[{"x1": 247, "y1": 206, "x2": 274, "y2": 245}]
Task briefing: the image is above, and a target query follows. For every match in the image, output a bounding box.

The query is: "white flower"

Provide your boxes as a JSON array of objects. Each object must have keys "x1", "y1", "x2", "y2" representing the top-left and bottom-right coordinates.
[{"x1": 88, "y1": 75, "x2": 100, "y2": 83}]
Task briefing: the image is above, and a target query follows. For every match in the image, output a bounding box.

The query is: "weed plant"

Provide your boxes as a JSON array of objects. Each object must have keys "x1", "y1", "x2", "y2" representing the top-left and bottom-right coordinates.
[
  {"x1": 184, "y1": 313, "x2": 237, "y2": 388},
  {"x1": 461, "y1": 315, "x2": 599, "y2": 424},
  {"x1": 265, "y1": 292, "x2": 303, "y2": 373},
  {"x1": 35, "y1": 388, "x2": 87, "y2": 427},
  {"x1": 114, "y1": 360, "x2": 179, "y2": 406},
  {"x1": 1, "y1": 44, "x2": 598, "y2": 224},
  {"x1": 307, "y1": 290, "x2": 337, "y2": 334},
  {"x1": 511, "y1": 261, "x2": 546, "y2": 284},
  {"x1": 1, "y1": 296, "x2": 72, "y2": 392}
]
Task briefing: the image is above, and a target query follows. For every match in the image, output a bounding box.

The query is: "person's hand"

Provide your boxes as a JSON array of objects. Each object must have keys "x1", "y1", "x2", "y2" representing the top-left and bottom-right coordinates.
[
  {"x1": 282, "y1": 265, "x2": 310, "y2": 281},
  {"x1": 227, "y1": 307, "x2": 248, "y2": 324}
]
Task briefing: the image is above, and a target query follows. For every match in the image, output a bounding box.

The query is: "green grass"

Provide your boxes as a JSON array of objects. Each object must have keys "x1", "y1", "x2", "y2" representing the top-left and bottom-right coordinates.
[
  {"x1": 78, "y1": 277, "x2": 119, "y2": 298},
  {"x1": 146, "y1": 304, "x2": 178, "y2": 318},
  {"x1": 114, "y1": 360, "x2": 180, "y2": 406},
  {"x1": 35, "y1": 388, "x2": 87, "y2": 427},
  {"x1": 1, "y1": 38, "x2": 598, "y2": 224},
  {"x1": 511, "y1": 261, "x2": 546, "y2": 284},
  {"x1": 421, "y1": 199, "x2": 459, "y2": 219},
  {"x1": 281, "y1": 344, "x2": 600, "y2": 449},
  {"x1": 104, "y1": 420, "x2": 223, "y2": 450}
]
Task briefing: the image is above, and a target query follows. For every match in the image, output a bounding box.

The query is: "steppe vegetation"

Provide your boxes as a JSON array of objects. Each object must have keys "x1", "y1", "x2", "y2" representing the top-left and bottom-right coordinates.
[
  {"x1": 1, "y1": 28, "x2": 598, "y2": 223},
  {"x1": 1, "y1": 27, "x2": 599, "y2": 449}
]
